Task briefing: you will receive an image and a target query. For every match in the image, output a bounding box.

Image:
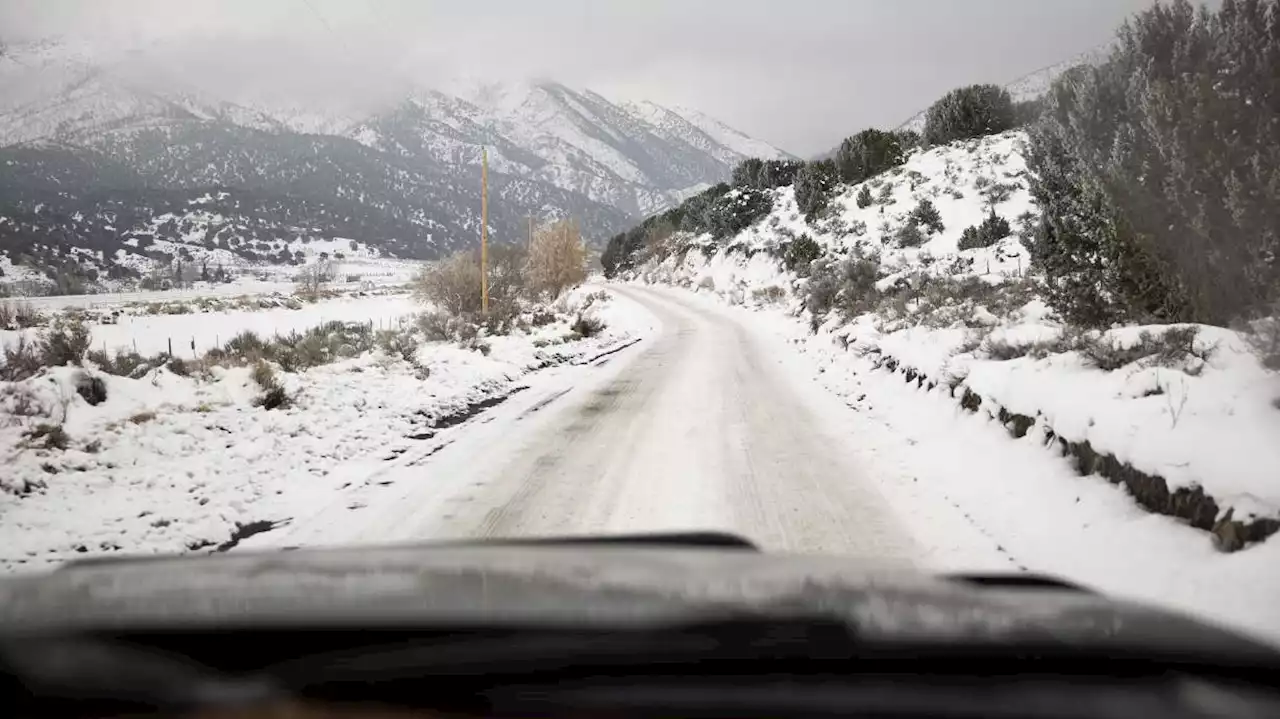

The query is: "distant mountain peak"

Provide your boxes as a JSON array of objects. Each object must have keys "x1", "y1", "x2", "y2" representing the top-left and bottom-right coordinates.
[{"x1": 0, "y1": 42, "x2": 793, "y2": 289}]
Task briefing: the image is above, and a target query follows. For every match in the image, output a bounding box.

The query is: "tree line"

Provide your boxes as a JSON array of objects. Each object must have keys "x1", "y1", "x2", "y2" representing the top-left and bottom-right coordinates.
[{"x1": 604, "y1": 76, "x2": 1024, "y2": 277}]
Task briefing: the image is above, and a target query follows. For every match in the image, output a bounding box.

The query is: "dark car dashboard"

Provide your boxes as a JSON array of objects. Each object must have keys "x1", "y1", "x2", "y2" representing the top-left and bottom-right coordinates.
[{"x1": 2, "y1": 534, "x2": 1278, "y2": 719}]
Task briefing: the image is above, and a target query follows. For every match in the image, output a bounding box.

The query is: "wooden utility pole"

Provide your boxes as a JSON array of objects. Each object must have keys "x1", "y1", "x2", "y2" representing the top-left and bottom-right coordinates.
[{"x1": 481, "y1": 146, "x2": 489, "y2": 314}]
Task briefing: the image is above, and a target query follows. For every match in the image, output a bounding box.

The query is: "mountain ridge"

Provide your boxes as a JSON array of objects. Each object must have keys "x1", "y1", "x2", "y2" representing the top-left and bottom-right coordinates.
[{"x1": 0, "y1": 39, "x2": 792, "y2": 292}]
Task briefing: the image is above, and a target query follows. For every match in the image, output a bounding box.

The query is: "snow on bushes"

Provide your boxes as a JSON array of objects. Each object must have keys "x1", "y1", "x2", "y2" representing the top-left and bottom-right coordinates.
[{"x1": 624, "y1": 126, "x2": 1280, "y2": 553}]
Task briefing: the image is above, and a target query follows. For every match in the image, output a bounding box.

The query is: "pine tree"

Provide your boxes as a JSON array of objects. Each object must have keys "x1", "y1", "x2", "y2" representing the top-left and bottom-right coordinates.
[
  {"x1": 835, "y1": 129, "x2": 905, "y2": 185},
  {"x1": 1024, "y1": 0, "x2": 1280, "y2": 326},
  {"x1": 794, "y1": 160, "x2": 838, "y2": 221},
  {"x1": 856, "y1": 185, "x2": 874, "y2": 209},
  {"x1": 924, "y1": 84, "x2": 1017, "y2": 146}
]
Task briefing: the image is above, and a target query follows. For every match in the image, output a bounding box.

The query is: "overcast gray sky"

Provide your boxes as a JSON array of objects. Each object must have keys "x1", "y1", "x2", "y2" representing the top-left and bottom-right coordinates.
[{"x1": 0, "y1": 0, "x2": 1168, "y2": 155}]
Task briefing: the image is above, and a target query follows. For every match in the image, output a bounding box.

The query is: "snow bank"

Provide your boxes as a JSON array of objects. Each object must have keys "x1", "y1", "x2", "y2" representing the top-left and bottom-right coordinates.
[{"x1": 633, "y1": 285, "x2": 1280, "y2": 647}]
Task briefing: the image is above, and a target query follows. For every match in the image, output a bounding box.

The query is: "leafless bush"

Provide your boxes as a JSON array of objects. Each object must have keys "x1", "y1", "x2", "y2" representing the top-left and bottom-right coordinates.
[
  {"x1": 414, "y1": 251, "x2": 484, "y2": 316},
  {"x1": 1078, "y1": 327, "x2": 1208, "y2": 372},
  {"x1": 294, "y1": 260, "x2": 335, "y2": 302},
  {"x1": 86, "y1": 348, "x2": 154, "y2": 378},
  {"x1": 806, "y1": 254, "x2": 882, "y2": 319},
  {"x1": 886, "y1": 276, "x2": 1037, "y2": 329},
  {"x1": 752, "y1": 286, "x2": 787, "y2": 305},
  {"x1": 526, "y1": 219, "x2": 587, "y2": 300},
  {"x1": 376, "y1": 329, "x2": 420, "y2": 364},
  {"x1": 249, "y1": 360, "x2": 292, "y2": 410},
  {"x1": 418, "y1": 310, "x2": 479, "y2": 343},
  {"x1": 2, "y1": 335, "x2": 42, "y2": 381},
  {"x1": 980, "y1": 325, "x2": 1209, "y2": 371},
  {"x1": 23, "y1": 423, "x2": 69, "y2": 450},
  {"x1": 570, "y1": 315, "x2": 606, "y2": 338},
  {"x1": 0, "y1": 301, "x2": 44, "y2": 330},
  {"x1": 223, "y1": 331, "x2": 268, "y2": 363}
]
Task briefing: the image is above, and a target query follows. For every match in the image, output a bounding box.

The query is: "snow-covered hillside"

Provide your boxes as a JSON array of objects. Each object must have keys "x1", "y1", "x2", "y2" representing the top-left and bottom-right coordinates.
[
  {"x1": 621, "y1": 131, "x2": 1280, "y2": 555},
  {"x1": 609, "y1": 130, "x2": 1280, "y2": 642}
]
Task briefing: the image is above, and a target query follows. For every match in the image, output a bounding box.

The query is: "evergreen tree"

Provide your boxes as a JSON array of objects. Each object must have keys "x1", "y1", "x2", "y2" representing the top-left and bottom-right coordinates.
[
  {"x1": 856, "y1": 185, "x2": 874, "y2": 209},
  {"x1": 731, "y1": 158, "x2": 764, "y2": 188},
  {"x1": 835, "y1": 129, "x2": 905, "y2": 185},
  {"x1": 1025, "y1": 0, "x2": 1280, "y2": 326},
  {"x1": 924, "y1": 84, "x2": 1017, "y2": 146},
  {"x1": 759, "y1": 160, "x2": 803, "y2": 189},
  {"x1": 794, "y1": 160, "x2": 838, "y2": 221}
]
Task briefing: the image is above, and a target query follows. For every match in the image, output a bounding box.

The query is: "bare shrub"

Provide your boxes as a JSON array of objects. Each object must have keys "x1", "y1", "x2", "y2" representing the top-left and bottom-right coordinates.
[
  {"x1": 414, "y1": 251, "x2": 483, "y2": 316},
  {"x1": 526, "y1": 218, "x2": 587, "y2": 300},
  {"x1": 806, "y1": 255, "x2": 881, "y2": 318},
  {"x1": 255, "y1": 387, "x2": 291, "y2": 410},
  {"x1": 1, "y1": 385, "x2": 42, "y2": 417},
  {"x1": 224, "y1": 331, "x2": 268, "y2": 363},
  {"x1": 24, "y1": 423, "x2": 69, "y2": 450},
  {"x1": 0, "y1": 301, "x2": 44, "y2": 330},
  {"x1": 570, "y1": 315, "x2": 606, "y2": 338},
  {"x1": 2, "y1": 335, "x2": 42, "y2": 381},
  {"x1": 166, "y1": 357, "x2": 191, "y2": 377},
  {"x1": 87, "y1": 349, "x2": 155, "y2": 378},
  {"x1": 418, "y1": 310, "x2": 478, "y2": 343},
  {"x1": 250, "y1": 360, "x2": 278, "y2": 391},
  {"x1": 1078, "y1": 327, "x2": 1208, "y2": 372},
  {"x1": 294, "y1": 260, "x2": 334, "y2": 302},
  {"x1": 376, "y1": 329, "x2": 420, "y2": 363},
  {"x1": 249, "y1": 360, "x2": 292, "y2": 410},
  {"x1": 129, "y1": 411, "x2": 157, "y2": 424},
  {"x1": 752, "y1": 286, "x2": 787, "y2": 305}
]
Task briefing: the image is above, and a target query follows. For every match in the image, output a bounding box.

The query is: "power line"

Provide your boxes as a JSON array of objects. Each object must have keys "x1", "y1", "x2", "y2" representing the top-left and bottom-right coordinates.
[{"x1": 297, "y1": 0, "x2": 339, "y2": 37}]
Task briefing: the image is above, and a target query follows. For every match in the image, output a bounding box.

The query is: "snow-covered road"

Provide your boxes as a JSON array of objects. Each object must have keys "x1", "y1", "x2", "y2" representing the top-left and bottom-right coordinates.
[{"x1": 257, "y1": 285, "x2": 922, "y2": 561}]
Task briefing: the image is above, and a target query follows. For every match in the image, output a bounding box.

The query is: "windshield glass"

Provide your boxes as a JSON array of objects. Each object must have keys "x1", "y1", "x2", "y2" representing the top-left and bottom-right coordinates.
[{"x1": 0, "y1": 0, "x2": 1276, "y2": 649}]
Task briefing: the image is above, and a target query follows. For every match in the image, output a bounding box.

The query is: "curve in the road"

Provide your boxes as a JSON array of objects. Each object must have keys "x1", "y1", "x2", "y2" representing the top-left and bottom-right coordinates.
[{"x1": 270, "y1": 286, "x2": 923, "y2": 563}]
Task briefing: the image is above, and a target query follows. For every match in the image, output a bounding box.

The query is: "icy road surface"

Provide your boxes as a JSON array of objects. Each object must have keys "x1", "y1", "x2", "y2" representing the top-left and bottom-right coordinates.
[{"x1": 261, "y1": 286, "x2": 922, "y2": 560}]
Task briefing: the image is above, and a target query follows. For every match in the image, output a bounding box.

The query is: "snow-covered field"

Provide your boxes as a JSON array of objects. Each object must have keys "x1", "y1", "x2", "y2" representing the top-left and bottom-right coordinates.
[
  {"x1": 3, "y1": 293, "x2": 420, "y2": 358},
  {"x1": 3, "y1": 246, "x2": 421, "y2": 302},
  {"x1": 0, "y1": 286, "x2": 647, "y2": 571}
]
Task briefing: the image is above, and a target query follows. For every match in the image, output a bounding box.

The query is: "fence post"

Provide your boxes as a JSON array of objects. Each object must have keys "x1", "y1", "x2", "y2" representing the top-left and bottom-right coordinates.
[{"x1": 168, "y1": 338, "x2": 173, "y2": 356}]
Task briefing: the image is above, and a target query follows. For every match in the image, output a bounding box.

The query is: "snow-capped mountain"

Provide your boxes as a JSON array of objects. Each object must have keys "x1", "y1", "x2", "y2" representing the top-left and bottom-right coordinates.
[
  {"x1": 0, "y1": 39, "x2": 791, "y2": 290},
  {"x1": 350, "y1": 80, "x2": 792, "y2": 217}
]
